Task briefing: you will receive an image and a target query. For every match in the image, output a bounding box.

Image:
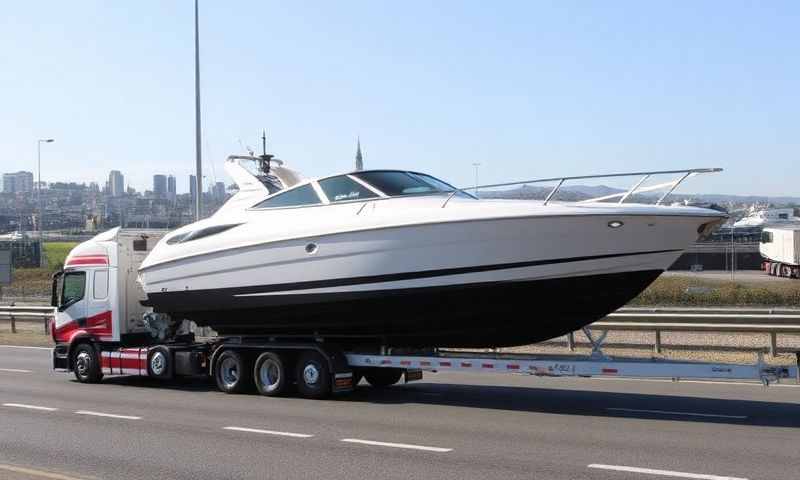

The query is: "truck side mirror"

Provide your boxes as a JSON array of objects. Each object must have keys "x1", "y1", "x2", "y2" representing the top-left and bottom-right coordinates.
[{"x1": 51, "y1": 271, "x2": 63, "y2": 307}]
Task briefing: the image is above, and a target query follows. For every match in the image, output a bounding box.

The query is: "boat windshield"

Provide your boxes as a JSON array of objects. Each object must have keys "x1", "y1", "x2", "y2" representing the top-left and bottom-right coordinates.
[{"x1": 352, "y1": 171, "x2": 474, "y2": 198}]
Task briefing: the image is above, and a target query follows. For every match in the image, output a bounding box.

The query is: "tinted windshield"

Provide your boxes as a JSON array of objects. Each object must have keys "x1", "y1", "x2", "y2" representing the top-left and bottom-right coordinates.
[{"x1": 353, "y1": 171, "x2": 473, "y2": 198}]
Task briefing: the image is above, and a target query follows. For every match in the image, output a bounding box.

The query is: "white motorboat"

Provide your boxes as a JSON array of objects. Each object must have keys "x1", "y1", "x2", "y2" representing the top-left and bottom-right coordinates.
[
  {"x1": 733, "y1": 205, "x2": 800, "y2": 228},
  {"x1": 138, "y1": 155, "x2": 725, "y2": 347}
]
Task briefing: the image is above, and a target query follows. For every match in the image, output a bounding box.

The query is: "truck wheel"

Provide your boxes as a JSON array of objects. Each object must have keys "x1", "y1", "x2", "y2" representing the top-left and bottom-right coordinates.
[
  {"x1": 781, "y1": 265, "x2": 793, "y2": 278},
  {"x1": 253, "y1": 352, "x2": 288, "y2": 397},
  {"x1": 295, "y1": 350, "x2": 331, "y2": 399},
  {"x1": 147, "y1": 346, "x2": 173, "y2": 380},
  {"x1": 364, "y1": 368, "x2": 403, "y2": 388},
  {"x1": 214, "y1": 350, "x2": 252, "y2": 394},
  {"x1": 73, "y1": 343, "x2": 103, "y2": 384}
]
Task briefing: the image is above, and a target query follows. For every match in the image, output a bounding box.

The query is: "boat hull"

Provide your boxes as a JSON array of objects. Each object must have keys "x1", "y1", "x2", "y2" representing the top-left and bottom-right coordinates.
[
  {"x1": 141, "y1": 211, "x2": 722, "y2": 347},
  {"x1": 147, "y1": 269, "x2": 661, "y2": 347}
]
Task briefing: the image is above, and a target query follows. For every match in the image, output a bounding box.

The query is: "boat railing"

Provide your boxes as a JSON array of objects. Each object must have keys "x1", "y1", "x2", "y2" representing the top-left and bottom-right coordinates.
[{"x1": 441, "y1": 167, "x2": 722, "y2": 208}]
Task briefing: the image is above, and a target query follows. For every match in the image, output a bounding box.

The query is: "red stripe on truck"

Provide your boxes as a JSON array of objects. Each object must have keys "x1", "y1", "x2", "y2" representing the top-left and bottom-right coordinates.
[{"x1": 66, "y1": 255, "x2": 109, "y2": 266}]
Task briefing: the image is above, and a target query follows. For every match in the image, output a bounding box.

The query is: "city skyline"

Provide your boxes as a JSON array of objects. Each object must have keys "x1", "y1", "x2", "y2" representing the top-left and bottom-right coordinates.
[{"x1": 1, "y1": 2, "x2": 798, "y2": 197}]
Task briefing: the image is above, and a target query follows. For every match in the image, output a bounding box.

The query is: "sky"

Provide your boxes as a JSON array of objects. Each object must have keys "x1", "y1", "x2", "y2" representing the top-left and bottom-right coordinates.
[{"x1": 1, "y1": 1, "x2": 797, "y2": 196}]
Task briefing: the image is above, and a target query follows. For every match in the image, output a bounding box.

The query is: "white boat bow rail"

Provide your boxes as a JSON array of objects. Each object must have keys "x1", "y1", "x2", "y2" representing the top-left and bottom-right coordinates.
[{"x1": 442, "y1": 167, "x2": 723, "y2": 208}]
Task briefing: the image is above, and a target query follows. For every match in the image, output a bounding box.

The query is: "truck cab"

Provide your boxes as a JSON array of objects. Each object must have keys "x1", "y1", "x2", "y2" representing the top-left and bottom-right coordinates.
[{"x1": 52, "y1": 228, "x2": 168, "y2": 371}]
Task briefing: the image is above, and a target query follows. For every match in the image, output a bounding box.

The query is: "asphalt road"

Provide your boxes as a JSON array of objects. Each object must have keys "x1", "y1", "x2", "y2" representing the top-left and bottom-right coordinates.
[{"x1": 1, "y1": 345, "x2": 798, "y2": 480}]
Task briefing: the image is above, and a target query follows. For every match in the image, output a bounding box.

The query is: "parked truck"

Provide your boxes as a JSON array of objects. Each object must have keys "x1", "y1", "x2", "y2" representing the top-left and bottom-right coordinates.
[
  {"x1": 760, "y1": 226, "x2": 800, "y2": 279},
  {"x1": 50, "y1": 228, "x2": 797, "y2": 399}
]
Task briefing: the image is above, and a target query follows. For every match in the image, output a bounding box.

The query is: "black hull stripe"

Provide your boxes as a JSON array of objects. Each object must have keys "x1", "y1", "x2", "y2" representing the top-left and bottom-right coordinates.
[{"x1": 146, "y1": 248, "x2": 681, "y2": 300}]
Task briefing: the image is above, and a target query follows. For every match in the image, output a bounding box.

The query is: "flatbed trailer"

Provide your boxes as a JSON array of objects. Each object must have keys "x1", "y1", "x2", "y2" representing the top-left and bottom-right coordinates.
[{"x1": 52, "y1": 329, "x2": 799, "y2": 400}]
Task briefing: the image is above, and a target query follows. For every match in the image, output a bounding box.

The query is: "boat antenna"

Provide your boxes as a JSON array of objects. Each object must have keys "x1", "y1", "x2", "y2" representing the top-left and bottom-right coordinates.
[{"x1": 257, "y1": 129, "x2": 274, "y2": 175}]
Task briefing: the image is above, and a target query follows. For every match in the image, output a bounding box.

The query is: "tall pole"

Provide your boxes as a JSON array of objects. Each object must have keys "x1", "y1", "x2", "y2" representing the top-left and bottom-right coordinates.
[
  {"x1": 37, "y1": 141, "x2": 41, "y2": 236},
  {"x1": 194, "y1": 0, "x2": 203, "y2": 221}
]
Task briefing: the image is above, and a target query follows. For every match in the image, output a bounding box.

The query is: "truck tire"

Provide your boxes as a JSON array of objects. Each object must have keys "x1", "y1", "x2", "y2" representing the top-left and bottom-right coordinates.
[
  {"x1": 295, "y1": 350, "x2": 331, "y2": 399},
  {"x1": 781, "y1": 265, "x2": 793, "y2": 278},
  {"x1": 73, "y1": 343, "x2": 103, "y2": 384},
  {"x1": 214, "y1": 350, "x2": 252, "y2": 394},
  {"x1": 253, "y1": 351, "x2": 288, "y2": 397},
  {"x1": 147, "y1": 346, "x2": 173, "y2": 380},
  {"x1": 364, "y1": 368, "x2": 403, "y2": 388}
]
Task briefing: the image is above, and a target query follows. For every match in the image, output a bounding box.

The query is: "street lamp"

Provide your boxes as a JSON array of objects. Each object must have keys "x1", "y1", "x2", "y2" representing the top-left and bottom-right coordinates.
[{"x1": 37, "y1": 139, "x2": 54, "y2": 238}]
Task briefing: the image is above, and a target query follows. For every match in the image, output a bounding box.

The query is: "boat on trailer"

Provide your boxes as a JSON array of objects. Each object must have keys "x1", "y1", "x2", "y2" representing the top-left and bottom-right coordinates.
[{"x1": 137, "y1": 153, "x2": 726, "y2": 347}]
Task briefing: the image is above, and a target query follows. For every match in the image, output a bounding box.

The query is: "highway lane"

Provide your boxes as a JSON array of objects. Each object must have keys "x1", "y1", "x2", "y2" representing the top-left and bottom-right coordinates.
[{"x1": 0, "y1": 346, "x2": 798, "y2": 480}]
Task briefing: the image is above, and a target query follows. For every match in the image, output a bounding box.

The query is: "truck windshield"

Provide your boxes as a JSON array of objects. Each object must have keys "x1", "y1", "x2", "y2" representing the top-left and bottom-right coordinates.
[{"x1": 60, "y1": 271, "x2": 86, "y2": 309}]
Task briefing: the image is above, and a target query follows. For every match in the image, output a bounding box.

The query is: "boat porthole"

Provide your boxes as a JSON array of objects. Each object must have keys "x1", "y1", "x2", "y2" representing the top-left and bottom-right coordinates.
[
  {"x1": 305, "y1": 243, "x2": 318, "y2": 254},
  {"x1": 607, "y1": 220, "x2": 624, "y2": 229}
]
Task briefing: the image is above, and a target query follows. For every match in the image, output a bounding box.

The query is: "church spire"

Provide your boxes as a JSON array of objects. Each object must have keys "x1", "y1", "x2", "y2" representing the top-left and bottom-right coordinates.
[{"x1": 355, "y1": 137, "x2": 363, "y2": 171}]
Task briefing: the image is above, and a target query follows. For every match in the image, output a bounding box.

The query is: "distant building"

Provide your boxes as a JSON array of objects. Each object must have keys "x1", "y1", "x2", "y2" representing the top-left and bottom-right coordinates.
[
  {"x1": 355, "y1": 138, "x2": 363, "y2": 171},
  {"x1": 153, "y1": 175, "x2": 167, "y2": 199},
  {"x1": 189, "y1": 174, "x2": 197, "y2": 204},
  {"x1": 212, "y1": 181, "x2": 226, "y2": 203},
  {"x1": 167, "y1": 175, "x2": 176, "y2": 203},
  {"x1": 2, "y1": 171, "x2": 34, "y2": 194},
  {"x1": 108, "y1": 170, "x2": 125, "y2": 197}
]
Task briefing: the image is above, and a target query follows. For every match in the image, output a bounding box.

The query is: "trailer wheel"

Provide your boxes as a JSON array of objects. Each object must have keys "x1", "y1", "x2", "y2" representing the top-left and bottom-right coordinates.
[
  {"x1": 295, "y1": 350, "x2": 331, "y2": 399},
  {"x1": 364, "y1": 368, "x2": 403, "y2": 388},
  {"x1": 73, "y1": 343, "x2": 103, "y2": 384},
  {"x1": 147, "y1": 346, "x2": 173, "y2": 380},
  {"x1": 781, "y1": 265, "x2": 793, "y2": 278},
  {"x1": 253, "y1": 352, "x2": 288, "y2": 397},
  {"x1": 214, "y1": 350, "x2": 252, "y2": 394}
]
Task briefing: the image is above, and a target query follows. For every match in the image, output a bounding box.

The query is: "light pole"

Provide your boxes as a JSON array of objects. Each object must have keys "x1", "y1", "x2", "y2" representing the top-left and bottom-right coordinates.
[
  {"x1": 193, "y1": 0, "x2": 203, "y2": 221},
  {"x1": 37, "y1": 138, "x2": 54, "y2": 239},
  {"x1": 472, "y1": 162, "x2": 481, "y2": 196}
]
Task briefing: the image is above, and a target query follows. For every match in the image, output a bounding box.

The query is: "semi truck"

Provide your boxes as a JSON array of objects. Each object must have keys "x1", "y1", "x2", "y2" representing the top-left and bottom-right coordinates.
[
  {"x1": 760, "y1": 226, "x2": 800, "y2": 279},
  {"x1": 50, "y1": 228, "x2": 797, "y2": 399}
]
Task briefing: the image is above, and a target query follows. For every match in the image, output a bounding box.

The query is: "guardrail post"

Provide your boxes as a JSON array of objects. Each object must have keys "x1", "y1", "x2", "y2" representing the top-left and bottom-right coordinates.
[
  {"x1": 44, "y1": 316, "x2": 49, "y2": 335},
  {"x1": 769, "y1": 332, "x2": 778, "y2": 358},
  {"x1": 654, "y1": 330, "x2": 662, "y2": 354},
  {"x1": 10, "y1": 314, "x2": 16, "y2": 334},
  {"x1": 566, "y1": 332, "x2": 575, "y2": 352}
]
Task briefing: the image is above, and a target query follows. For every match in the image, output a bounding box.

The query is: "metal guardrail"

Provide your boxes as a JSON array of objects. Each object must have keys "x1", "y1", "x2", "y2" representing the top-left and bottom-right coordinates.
[
  {"x1": 580, "y1": 307, "x2": 800, "y2": 357},
  {"x1": 0, "y1": 305, "x2": 54, "y2": 334}
]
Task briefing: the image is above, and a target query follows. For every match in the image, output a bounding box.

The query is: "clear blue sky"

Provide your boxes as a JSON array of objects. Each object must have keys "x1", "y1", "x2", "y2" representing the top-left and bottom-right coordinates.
[{"x1": 1, "y1": 1, "x2": 797, "y2": 196}]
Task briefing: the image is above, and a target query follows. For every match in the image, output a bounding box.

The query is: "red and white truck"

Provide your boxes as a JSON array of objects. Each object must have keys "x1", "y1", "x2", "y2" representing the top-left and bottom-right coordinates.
[
  {"x1": 760, "y1": 226, "x2": 800, "y2": 279},
  {"x1": 50, "y1": 228, "x2": 797, "y2": 399}
]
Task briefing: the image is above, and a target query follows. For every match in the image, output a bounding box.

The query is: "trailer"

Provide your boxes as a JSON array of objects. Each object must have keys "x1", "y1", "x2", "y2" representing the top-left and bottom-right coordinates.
[
  {"x1": 49, "y1": 228, "x2": 798, "y2": 400},
  {"x1": 760, "y1": 226, "x2": 800, "y2": 278}
]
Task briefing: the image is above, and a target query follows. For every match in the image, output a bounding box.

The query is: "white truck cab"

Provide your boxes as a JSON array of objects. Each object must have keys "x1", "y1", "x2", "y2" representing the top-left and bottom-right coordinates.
[{"x1": 52, "y1": 228, "x2": 167, "y2": 369}]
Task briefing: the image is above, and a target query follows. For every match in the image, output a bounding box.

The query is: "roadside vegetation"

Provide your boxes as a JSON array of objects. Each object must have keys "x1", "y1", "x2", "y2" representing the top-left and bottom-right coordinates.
[
  {"x1": 0, "y1": 242, "x2": 78, "y2": 302},
  {"x1": 630, "y1": 275, "x2": 800, "y2": 307}
]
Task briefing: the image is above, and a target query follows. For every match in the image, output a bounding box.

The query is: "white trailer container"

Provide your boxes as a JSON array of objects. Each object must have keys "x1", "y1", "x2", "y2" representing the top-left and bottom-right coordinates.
[{"x1": 760, "y1": 226, "x2": 800, "y2": 278}]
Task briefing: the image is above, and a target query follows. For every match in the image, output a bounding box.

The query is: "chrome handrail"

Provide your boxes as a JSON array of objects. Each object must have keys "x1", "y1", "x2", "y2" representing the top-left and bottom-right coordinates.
[{"x1": 441, "y1": 167, "x2": 722, "y2": 208}]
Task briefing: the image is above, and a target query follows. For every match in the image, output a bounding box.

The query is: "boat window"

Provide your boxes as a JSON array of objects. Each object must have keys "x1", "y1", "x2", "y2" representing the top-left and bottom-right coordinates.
[
  {"x1": 166, "y1": 224, "x2": 241, "y2": 245},
  {"x1": 761, "y1": 231, "x2": 773, "y2": 243},
  {"x1": 60, "y1": 271, "x2": 86, "y2": 309},
  {"x1": 253, "y1": 184, "x2": 321, "y2": 209},
  {"x1": 353, "y1": 171, "x2": 474, "y2": 198},
  {"x1": 318, "y1": 176, "x2": 378, "y2": 202}
]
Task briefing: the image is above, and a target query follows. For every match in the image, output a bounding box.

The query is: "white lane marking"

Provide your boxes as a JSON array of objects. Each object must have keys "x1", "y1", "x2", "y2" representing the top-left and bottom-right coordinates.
[
  {"x1": 0, "y1": 464, "x2": 87, "y2": 480},
  {"x1": 3, "y1": 403, "x2": 58, "y2": 412},
  {"x1": 75, "y1": 410, "x2": 142, "y2": 420},
  {"x1": 224, "y1": 426, "x2": 313, "y2": 438},
  {"x1": 607, "y1": 407, "x2": 747, "y2": 419},
  {"x1": 0, "y1": 368, "x2": 32, "y2": 373},
  {"x1": 0, "y1": 345, "x2": 52, "y2": 350},
  {"x1": 588, "y1": 464, "x2": 747, "y2": 480},
  {"x1": 341, "y1": 438, "x2": 452, "y2": 452}
]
